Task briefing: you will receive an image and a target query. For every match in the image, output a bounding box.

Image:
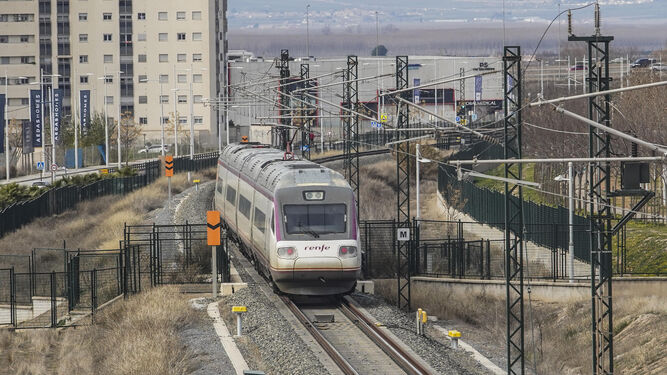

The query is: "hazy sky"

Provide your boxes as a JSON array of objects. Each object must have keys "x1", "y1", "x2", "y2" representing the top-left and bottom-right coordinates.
[{"x1": 227, "y1": 1, "x2": 667, "y2": 29}]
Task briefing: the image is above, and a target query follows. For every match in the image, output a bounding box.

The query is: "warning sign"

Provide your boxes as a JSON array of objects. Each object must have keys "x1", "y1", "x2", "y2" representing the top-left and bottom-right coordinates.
[
  {"x1": 165, "y1": 155, "x2": 174, "y2": 177},
  {"x1": 207, "y1": 210, "x2": 221, "y2": 246},
  {"x1": 397, "y1": 228, "x2": 410, "y2": 242}
]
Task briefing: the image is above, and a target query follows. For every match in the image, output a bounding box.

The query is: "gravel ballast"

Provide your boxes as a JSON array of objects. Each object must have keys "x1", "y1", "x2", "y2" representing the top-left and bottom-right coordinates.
[
  {"x1": 219, "y1": 266, "x2": 333, "y2": 375},
  {"x1": 352, "y1": 292, "x2": 493, "y2": 375}
]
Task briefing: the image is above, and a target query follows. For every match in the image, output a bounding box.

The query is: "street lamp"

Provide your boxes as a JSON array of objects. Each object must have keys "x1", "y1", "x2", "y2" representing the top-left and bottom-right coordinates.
[
  {"x1": 175, "y1": 65, "x2": 207, "y2": 160},
  {"x1": 4, "y1": 73, "x2": 28, "y2": 181},
  {"x1": 116, "y1": 70, "x2": 123, "y2": 168},
  {"x1": 140, "y1": 77, "x2": 166, "y2": 157},
  {"x1": 554, "y1": 162, "x2": 574, "y2": 283},
  {"x1": 415, "y1": 143, "x2": 431, "y2": 222},
  {"x1": 171, "y1": 88, "x2": 180, "y2": 157},
  {"x1": 306, "y1": 4, "x2": 311, "y2": 58},
  {"x1": 30, "y1": 71, "x2": 60, "y2": 182},
  {"x1": 97, "y1": 70, "x2": 110, "y2": 166}
]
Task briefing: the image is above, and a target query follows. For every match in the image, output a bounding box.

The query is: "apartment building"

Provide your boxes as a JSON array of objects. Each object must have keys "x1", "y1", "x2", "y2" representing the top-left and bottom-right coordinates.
[{"x1": 0, "y1": 0, "x2": 227, "y2": 160}]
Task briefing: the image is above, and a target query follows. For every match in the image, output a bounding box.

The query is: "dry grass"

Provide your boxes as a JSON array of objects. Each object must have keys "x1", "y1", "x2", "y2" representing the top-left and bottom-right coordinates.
[
  {"x1": 0, "y1": 286, "x2": 202, "y2": 375},
  {"x1": 375, "y1": 280, "x2": 667, "y2": 374},
  {"x1": 0, "y1": 169, "x2": 215, "y2": 265}
]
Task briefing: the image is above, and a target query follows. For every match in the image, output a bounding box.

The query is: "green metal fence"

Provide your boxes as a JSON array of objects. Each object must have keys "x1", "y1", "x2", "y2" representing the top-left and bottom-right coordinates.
[{"x1": 0, "y1": 153, "x2": 219, "y2": 239}]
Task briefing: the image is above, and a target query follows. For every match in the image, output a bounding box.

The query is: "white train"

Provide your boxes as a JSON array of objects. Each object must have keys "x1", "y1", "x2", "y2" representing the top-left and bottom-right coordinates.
[{"x1": 214, "y1": 142, "x2": 360, "y2": 295}]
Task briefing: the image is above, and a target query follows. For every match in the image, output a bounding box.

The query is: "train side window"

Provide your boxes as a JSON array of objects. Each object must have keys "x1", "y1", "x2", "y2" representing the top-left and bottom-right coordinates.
[
  {"x1": 239, "y1": 195, "x2": 251, "y2": 218},
  {"x1": 226, "y1": 185, "x2": 236, "y2": 205},
  {"x1": 216, "y1": 177, "x2": 223, "y2": 193},
  {"x1": 253, "y1": 208, "x2": 266, "y2": 233}
]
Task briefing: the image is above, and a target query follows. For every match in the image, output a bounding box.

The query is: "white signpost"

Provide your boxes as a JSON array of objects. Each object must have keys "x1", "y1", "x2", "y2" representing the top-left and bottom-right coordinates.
[{"x1": 397, "y1": 228, "x2": 410, "y2": 242}]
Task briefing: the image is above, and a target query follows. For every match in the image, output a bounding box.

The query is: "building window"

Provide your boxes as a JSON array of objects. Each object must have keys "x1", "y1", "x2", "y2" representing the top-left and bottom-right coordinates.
[
  {"x1": 176, "y1": 11, "x2": 186, "y2": 20},
  {"x1": 103, "y1": 34, "x2": 112, "y2": 42},
  {"x1": 137, "y1": 33, "x2": 146, "y2": 42},
  {"x1": 159, "y1": 54, "x2": 168, "y2": 63},
  {"x1": 192, "y1": 11, "x2": 202, "y2": 20},
  {"x1": 193, "y1": 53, "x2": 202, "y2": 62},
  {"x1": 104, "y1": 76, "x2": 113, "y2": 84},
  {"x1": 104, "y1": 54, "x2": 113, "y2": 63},
  {"x1": 103, "y1": 13, "x2": 112, "y2": 21},
  {"x1": 178, "y1": 116, "x2": 187, "y2": 124},
  {"x1": 194, "y1": 95, "x2": 203, "y2": 103},
  {"x1": 137, "y1": 12, "x2": 146, "y2": 20},
  {"x1": 80, "y1": 76, "x2": 89, "y2": 84},
  {"x1": 105, "y1": 96, "x2": 114, "y2": 104},
  {"x1": 158, "y1": 12, "x2": 167, "y2": 21},
  {"x1": 159, "y1": 74, "x2": 168, "y2": 83},
  {"x1": 177, "y1": 74, "x2": 186, "y2": 83},
  {"x1": 78, "y1": 13, "x2": 88, "y2": 21},
  {"x1": 138, "y1": 54, "x2": 146, "y2": 63},
  {"x1": 160, "y1": 95, "x2": 169, "y2": 104},
  {"x1": 192, "y1": 32, "x2": 202, "y2": 41},
  {"x1": 194, "y1": 116, "x2": 203, "y2": 124},
  {"x1": 177, "y1": 53, "x2": 186, "y2": 62},
  {"x1": 138, "y1": 74, "x2": 147, "y2": 83},
  {"x1": 177, "y1": 33, "x2": 186, "y2": 41},
  {"x1": 139, "y1": 117, "x2": 148, "y2": 125},
  {"x1": 192, "y1": 74, "x2": 202, "y2": 83},
  {"x1": 79, "y1": 34, "x2": 88, "y2": 42},
  {"x1": 79, "y1": 55, "x2": 88, "y2": 63},
  {"x1": 138, "y1": 96, "x2": 148, "y2": 104},
  {"x1": 158, "y1": 33, "x2": 167, "y2": 42},
  {"x1": 161, "y1": 117, "x2": 169, "y2": 124},
  {"x1": 178, "y1": 95, "x2": 187, "y2": 103}
]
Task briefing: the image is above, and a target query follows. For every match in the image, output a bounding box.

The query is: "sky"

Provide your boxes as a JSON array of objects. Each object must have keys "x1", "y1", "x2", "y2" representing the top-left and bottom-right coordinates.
[{"x1": 226, "y1": 1, "x2": 667, "y2": 30}]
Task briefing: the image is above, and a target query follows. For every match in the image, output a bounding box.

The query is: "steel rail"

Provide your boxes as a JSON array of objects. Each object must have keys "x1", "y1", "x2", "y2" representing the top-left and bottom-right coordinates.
[
  {"x1": 340, "y1": 297, "x2": 434, "y2": 375},
  {"x1": 279, "y1": 295, "x2": 360, "y2": 375}
]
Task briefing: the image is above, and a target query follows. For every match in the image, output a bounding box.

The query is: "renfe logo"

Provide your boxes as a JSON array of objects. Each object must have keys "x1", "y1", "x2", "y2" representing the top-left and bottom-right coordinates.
[{"x1": 304, "y1": 244, "x2": 331, "y2": 252}]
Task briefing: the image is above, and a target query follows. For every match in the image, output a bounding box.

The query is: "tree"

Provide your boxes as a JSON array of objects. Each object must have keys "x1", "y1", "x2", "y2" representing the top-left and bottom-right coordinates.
[
  {"x1": 118, "y1": 111, "x2": 142, "y2": 166},
  {"x1": 371, "y1": 45, "x2": 388, "y2": 57}
]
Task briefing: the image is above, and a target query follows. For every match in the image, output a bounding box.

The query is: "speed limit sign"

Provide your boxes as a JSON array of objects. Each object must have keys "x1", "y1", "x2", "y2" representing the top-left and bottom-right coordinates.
[{"x1": 50, "y1": 163, "x2": 58, "y2": 172}]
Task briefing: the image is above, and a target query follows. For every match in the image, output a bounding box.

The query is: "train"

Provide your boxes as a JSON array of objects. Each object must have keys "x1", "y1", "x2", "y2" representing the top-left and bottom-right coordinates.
[{"x1": 214, "y1": 141, "x2": 361, "y2": 295}]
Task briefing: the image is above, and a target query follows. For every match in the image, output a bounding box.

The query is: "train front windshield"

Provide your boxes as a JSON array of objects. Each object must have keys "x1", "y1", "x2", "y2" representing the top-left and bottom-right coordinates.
[{"x1": 284, "y1": 204, "x2": 347, "y2": 235}]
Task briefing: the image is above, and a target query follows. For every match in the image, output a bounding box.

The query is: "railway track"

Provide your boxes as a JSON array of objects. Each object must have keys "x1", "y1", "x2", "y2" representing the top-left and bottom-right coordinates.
[
  {"x1": 280, "y1": 295, "x2": 434, "y2": 375},
  {"x1": 311, "y1": 148, "x2": 391, "y2": 164}
]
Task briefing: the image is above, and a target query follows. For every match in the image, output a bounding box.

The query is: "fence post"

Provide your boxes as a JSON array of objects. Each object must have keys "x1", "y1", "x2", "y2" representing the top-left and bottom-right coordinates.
[
  {"x1": 124, "y1": 244, "x2": 130, "y2": 298},
  {"x1": 50, "y1": 271, "x2": 56, "y2": 327},
  {"x1": 10, "y1": 267, "x2": 16, "y2": 327},
  {"x1": 479, "y1": 239, "x2": 484, "y2": 277},
  {"x1": 91, "y1": 269, "x2": 97, "y2": 324},
  {"x1": 486, "y1": 239, "x2": 491, "y2": 279}
]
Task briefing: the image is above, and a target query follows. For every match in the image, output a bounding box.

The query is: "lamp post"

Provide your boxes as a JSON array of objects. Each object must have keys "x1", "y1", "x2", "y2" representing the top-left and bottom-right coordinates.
[
  {"x1": 171, "y1": 88, "x2": 179, "y2": 157},
  {"x1": 29, "y1": 71, "x2": 60, "y2": 177},
  {"x1": 415, "y1": 143, "x2": 431, "y2": 222},
  {"x1": 116, "y1": 70, "x2": 123, "y2": 168},
  {"x1": 306, "y1": 4, "x2": 310, "y2": 58},
  {"x1": 175, "y1": 65, "x2": 206, "y2": 159},
  {"x1": 97, "y1": 66, "x2": 109, "y2": 166}
]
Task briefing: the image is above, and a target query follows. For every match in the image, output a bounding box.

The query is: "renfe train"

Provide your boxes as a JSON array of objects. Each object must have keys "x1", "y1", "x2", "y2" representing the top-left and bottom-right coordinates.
[{"x1": 214, "y1": 142, "x2": 360, "y2": 295}]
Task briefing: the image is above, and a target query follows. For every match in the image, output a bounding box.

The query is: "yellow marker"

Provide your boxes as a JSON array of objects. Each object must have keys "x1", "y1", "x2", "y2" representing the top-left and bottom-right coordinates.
[
  {"x1": 421, "y1": 310, "x2": 428, "y2": 324},
  {"x1": 193, "y1": 179, "x2": 200, "y2": 183},
  {"x1": 448, "y1": 330, "x2": 461, "y2": 338},
  {"x1": 232, "y1": 306, "x2": 247, "y2": 313},
  {"x1": 100, "y1": 169, "x2": 109, "y2": 175},
  {"x1": 375, "y1": 322, "x2": 384, "y2": 327}
]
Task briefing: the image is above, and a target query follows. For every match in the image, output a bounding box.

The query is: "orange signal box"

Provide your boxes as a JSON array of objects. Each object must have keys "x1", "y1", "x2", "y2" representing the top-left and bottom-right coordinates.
[
  {"x1": 165, "y1": 155, "x2": 174, "y2": 177},
  {"x1": 207, "y1": 210, "x2": 221, "y2": 246}
]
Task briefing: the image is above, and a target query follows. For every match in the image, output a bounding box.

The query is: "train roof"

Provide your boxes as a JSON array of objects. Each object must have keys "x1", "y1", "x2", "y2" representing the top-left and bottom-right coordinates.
[{"x1": 220, "y1": 143, "x2": 350, "y2": 193}]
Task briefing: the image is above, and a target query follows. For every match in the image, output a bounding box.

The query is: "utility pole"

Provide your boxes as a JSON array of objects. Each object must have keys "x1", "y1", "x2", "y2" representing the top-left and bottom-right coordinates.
[
  {"x1": 172, "y1": 87, "x2": 179, "y2": 157},
  {"x1": 4, "y1": 71, "x2": 8, "y2": 181},
  {"x1": 189, "y1": 64, "x2": 195, "y2": 160},
  {"x1": 395, "y1": 56, "x2": 411, "y2": 311},
  {"x1": 306, "y1": 4, "x2": 310, "y2": 58},
  {"x1": 103, "y1": 66, "x2": 109, "y2": 166},
  {"x1": 117, "y1": 70, "x2": 122, "y2": 168}
]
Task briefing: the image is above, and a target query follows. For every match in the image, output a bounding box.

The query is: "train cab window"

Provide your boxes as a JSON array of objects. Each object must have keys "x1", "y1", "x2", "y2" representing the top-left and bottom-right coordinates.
[
  {"x1": 239, "y1": 195, "x2": 251, "y2": 218},
  {"x1": 271, "y1": 209, "x2": 275, "y2": 234},
  {"x1": 253, "y1": 208, "x2": 266, "y2": 233},
  {"x1": 216, "y1": 177, "x2": 223, "y2": 193},
  {"x1": 284, "y1": 204, "x2": 346, "y2": 235},
  {"x1": 226, "y1": 185, "x2": 236, "y2": 205}
]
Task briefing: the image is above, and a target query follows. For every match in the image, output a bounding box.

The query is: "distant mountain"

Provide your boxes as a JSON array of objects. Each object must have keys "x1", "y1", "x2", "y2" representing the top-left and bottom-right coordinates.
[{"x1": 227, "y1": 0, "x2": 666, "y2": 30}]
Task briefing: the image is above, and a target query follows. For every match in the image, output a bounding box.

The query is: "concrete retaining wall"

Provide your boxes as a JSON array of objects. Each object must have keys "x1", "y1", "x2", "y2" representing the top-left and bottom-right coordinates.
[{"x1": 410, "y1": 276, "x2": 667, "y2": 302}]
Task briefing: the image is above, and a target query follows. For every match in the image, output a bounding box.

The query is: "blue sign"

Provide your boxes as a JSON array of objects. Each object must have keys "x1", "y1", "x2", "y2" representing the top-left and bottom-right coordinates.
[
  {"x1": 30, "y1": 90, "x2": 42, "y2": 147},
  {"x1": 413, "y1": 78, "x2": 421, "y2": 103},
  {"x1": 36, "y1": 161, "x2": 45, "y2": 171},
  {"x1": 52, "y1": 89, "x2": 63, "y2": 144},
  {"x1": 455, "y1": 116, "x2": 461, "y2": 123},
  {"x1": 80, "y1": 90, "x2": 91, "y2": 135},
  {"x1": 371, "y1": 121, "x2": 383, "y2": 129},
  {"x1": 474, "y1": 75, "x2": 483, "y2": 101}
]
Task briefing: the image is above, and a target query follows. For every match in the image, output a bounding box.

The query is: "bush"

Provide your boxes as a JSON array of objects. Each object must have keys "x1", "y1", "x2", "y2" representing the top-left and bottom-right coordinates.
[{"x1": 0, "y1": 183, "x2": 47, "y2": 210}]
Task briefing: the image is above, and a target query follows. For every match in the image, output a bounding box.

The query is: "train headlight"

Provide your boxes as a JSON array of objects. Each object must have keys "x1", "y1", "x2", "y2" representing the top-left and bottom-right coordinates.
[
  {"x1": 277, "y1": 247, "x2": 297, "y2": 259},
  {"x1": 303, "y1": 191, "x2": 325, "y2": 201},
  {"x1": 339, "y1": 246, "x2": 358, "y2": 258}
]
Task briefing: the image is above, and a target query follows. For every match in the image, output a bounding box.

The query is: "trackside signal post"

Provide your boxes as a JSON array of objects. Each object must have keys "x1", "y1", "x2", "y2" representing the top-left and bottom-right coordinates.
[
  {"x1": 207, "y1": 210, "x2": 221, "y2": 298},
  {"x1": 165, "y1": 155, "x2": 174, "y2": 202}
]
